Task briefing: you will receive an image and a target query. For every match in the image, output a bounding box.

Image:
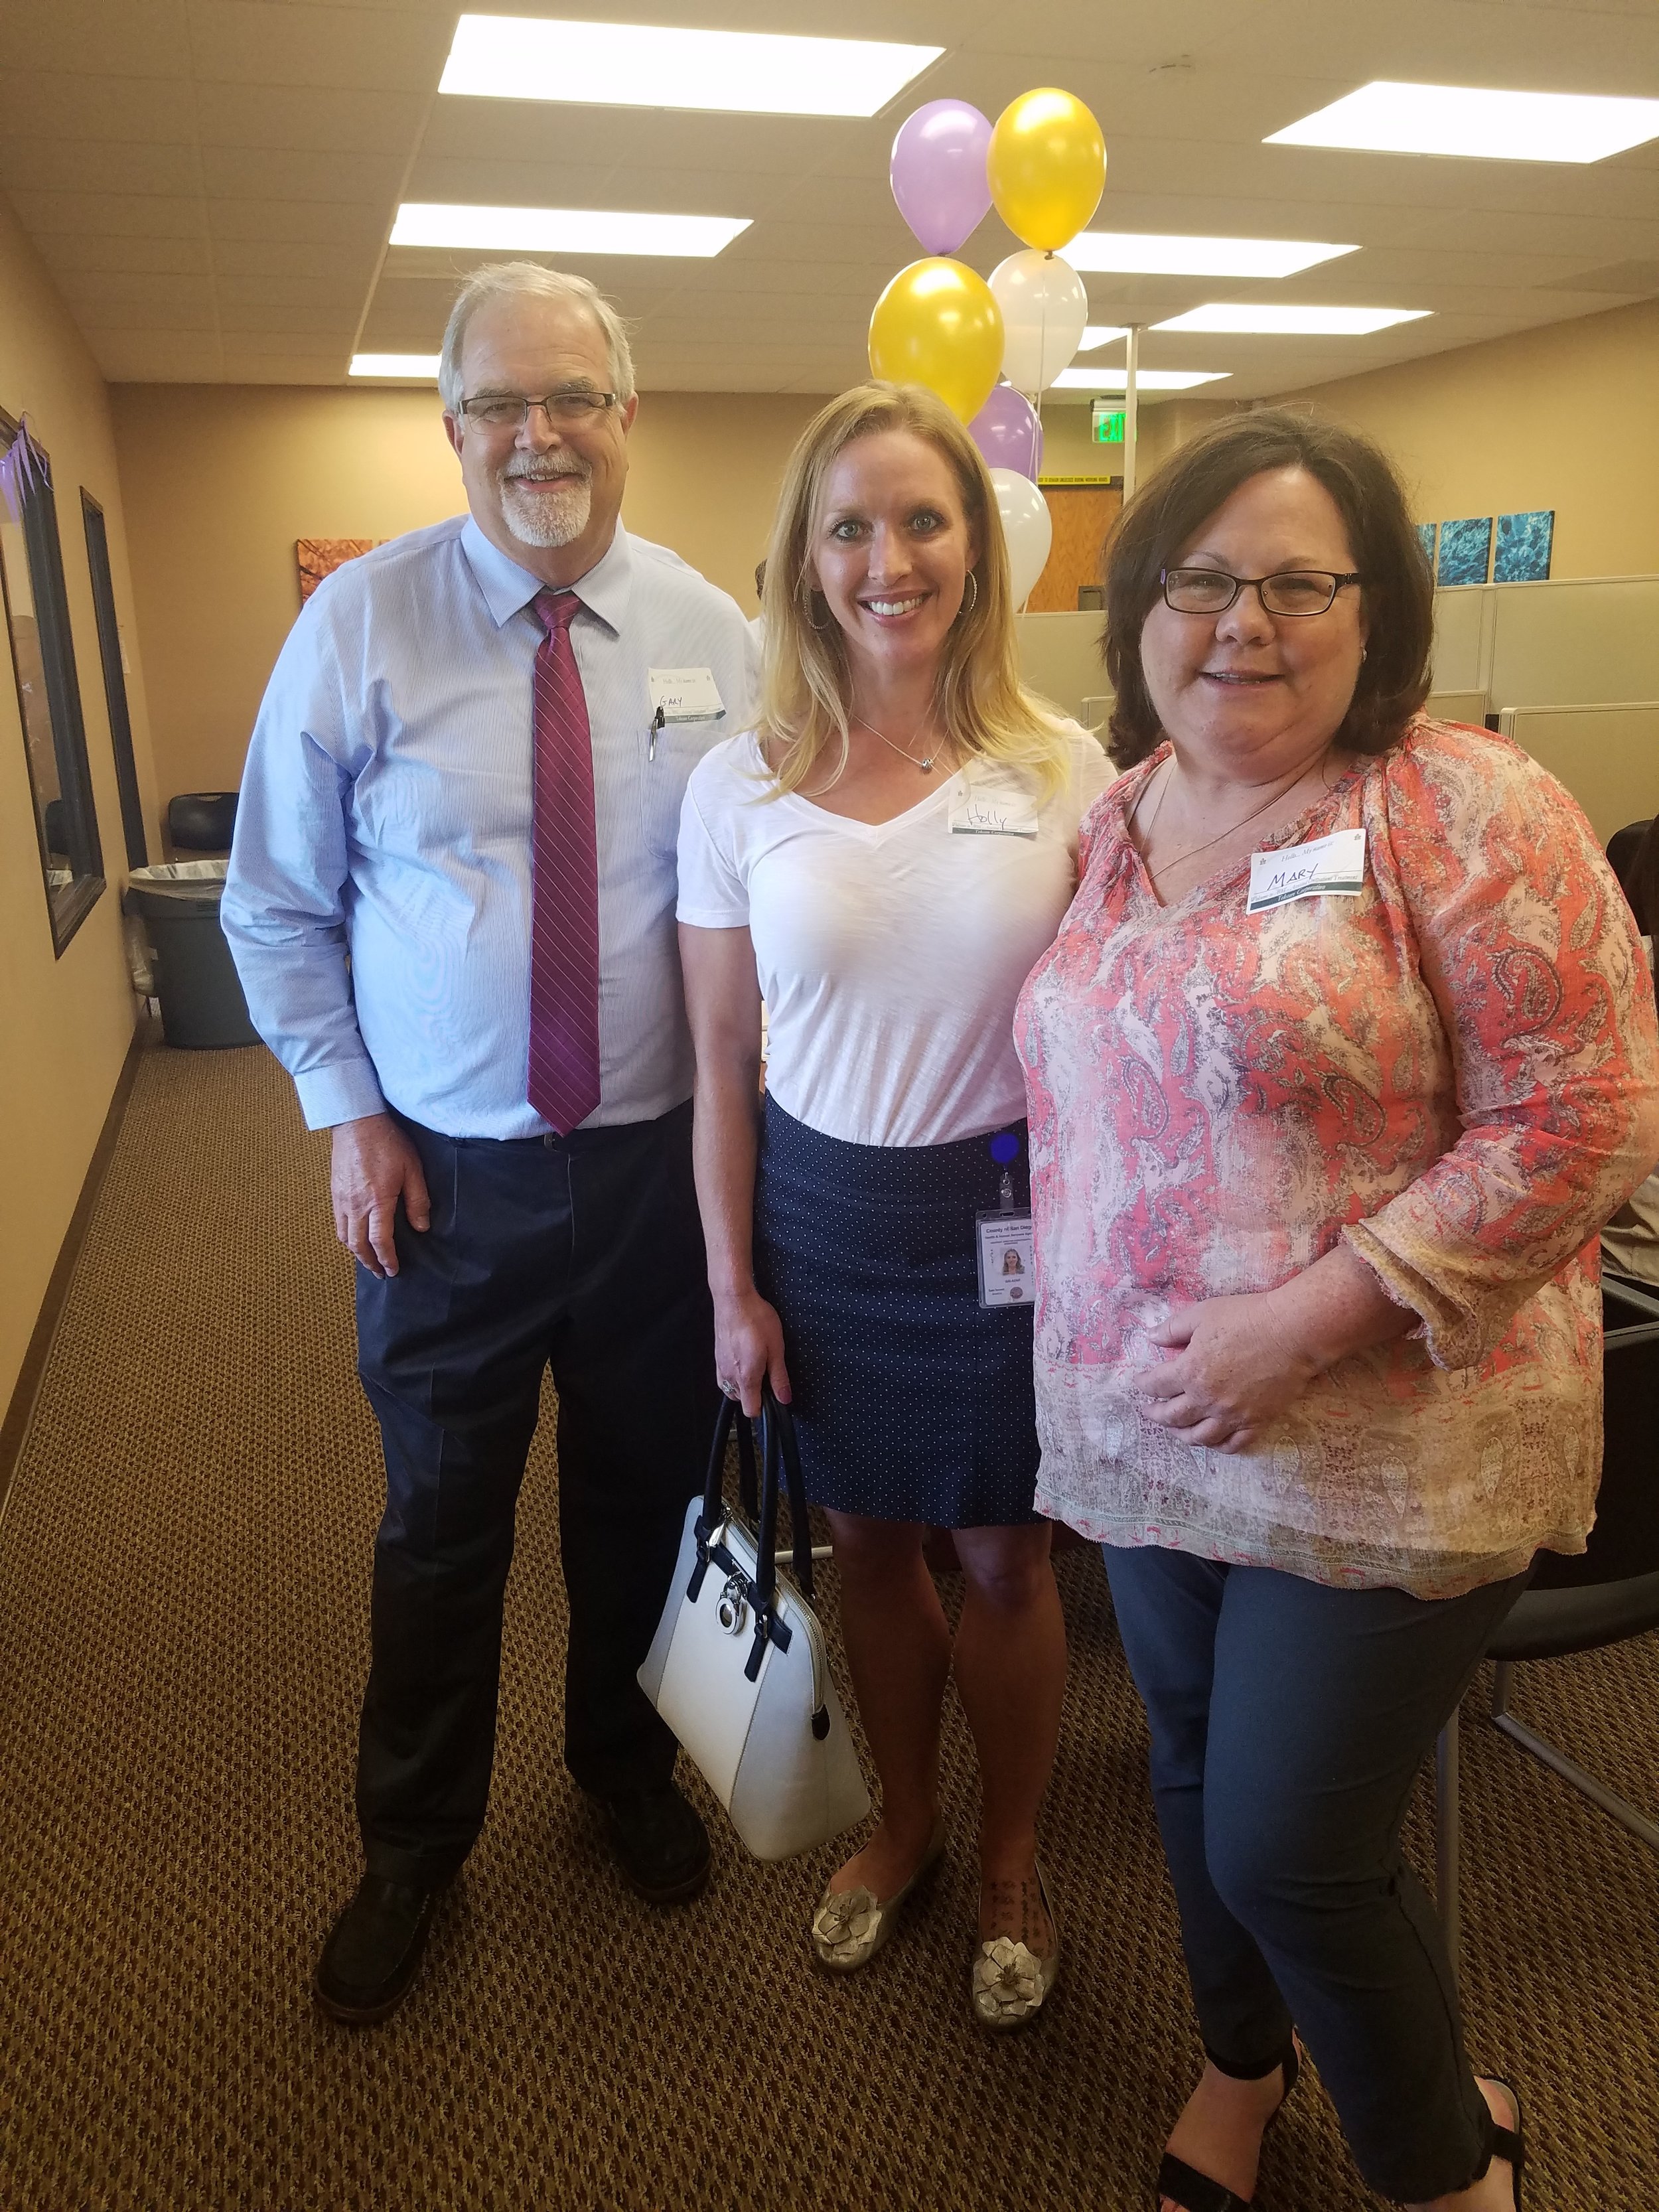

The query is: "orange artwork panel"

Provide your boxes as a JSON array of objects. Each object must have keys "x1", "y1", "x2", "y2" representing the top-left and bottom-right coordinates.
[{"x1": 297, "y1": 538, "x2": 382, "y2": 603}]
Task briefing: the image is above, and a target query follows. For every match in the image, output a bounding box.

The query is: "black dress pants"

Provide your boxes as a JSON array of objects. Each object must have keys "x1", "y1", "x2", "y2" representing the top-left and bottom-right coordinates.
[
  {"x1": 1104, "y1": 1544, "x2": 1527, "y2": 2203},
  {"x1": 352, "y1": 1100, "x2": 716, "y2": 1888}
]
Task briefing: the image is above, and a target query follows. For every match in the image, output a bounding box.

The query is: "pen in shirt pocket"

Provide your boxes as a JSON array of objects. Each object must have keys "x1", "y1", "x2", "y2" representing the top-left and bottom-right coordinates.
[{"x1": 650, "y1": 703, "x2": 664, "y2": 762}]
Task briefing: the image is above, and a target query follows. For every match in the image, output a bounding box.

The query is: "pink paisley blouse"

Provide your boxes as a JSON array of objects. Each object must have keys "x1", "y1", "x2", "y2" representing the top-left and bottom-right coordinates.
[{"x1": 1015, "y1": 719, "x2": 1659, "y2": 1597}]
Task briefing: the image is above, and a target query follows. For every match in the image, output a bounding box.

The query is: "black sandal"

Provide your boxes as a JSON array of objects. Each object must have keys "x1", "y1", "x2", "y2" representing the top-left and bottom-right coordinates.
[
  {"x1": 1155, "y1": 2040, "x2": 1301, "y2": 2212},
  {"x1": 1482, "y1": 2077, "x2": 1525, "y2": 2212}
]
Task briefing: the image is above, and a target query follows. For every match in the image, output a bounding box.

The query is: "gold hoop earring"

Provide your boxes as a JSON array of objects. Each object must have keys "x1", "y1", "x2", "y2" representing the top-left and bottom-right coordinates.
[
  {"x1": 806, "y1": 591, "x2": 835, "y2": 632},
  {"x1": 961, "y1": 570, "x2": 979, "y2": 617}
]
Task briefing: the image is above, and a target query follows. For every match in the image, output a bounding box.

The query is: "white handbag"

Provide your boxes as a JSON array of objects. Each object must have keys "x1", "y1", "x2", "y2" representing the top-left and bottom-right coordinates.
[{"x1": 639, "y1": 1388, "x2": 871, "y2": 1862}]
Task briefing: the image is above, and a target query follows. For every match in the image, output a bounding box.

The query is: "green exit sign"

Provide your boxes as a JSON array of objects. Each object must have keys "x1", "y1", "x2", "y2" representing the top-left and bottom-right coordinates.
[{"x1": 1092, "y1": 404, "x2": 1125, "y2": 444}]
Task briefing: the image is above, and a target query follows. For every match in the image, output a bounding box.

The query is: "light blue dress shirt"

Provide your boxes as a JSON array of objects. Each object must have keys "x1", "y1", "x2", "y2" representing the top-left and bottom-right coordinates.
[{"x1": 222, "y1": 515, "x2": 755, "y2": 1137}]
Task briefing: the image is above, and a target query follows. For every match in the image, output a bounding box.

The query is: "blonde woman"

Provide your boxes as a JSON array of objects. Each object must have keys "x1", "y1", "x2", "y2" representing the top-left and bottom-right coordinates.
[{"x1": 676, "y1": 382, "x2": 1108, "y2": 2025}]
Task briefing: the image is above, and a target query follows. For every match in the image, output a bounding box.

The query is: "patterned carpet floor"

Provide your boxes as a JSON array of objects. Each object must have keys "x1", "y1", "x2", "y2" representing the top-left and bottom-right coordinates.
[{"x1": 1, "y1": 1037, "x2": 1656, "y2": 2209}]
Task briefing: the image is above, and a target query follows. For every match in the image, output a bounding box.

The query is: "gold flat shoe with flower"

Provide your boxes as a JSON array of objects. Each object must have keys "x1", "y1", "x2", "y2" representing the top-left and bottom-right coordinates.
[
  {"x1": 810, "y1": 1818, "x2": 947, "y2": 1973},
  {"x1": 972, "y1": 1862, "x2": 1060, "y2": 2031}
]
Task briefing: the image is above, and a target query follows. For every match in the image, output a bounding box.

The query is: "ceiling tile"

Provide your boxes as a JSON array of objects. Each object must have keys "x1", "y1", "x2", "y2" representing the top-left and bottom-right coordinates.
[
  {"x1": 10, "y1": 189, "x2": 208, "y2": 240},
  {"x1": 93, "y1": 330, "x2": 226, "y2": 378},
  {"x1": 207, "y1": 197, "x2": 390, "y2": 244},
  {"x1": 0, "y1": 138, "x2": 202, "y2": 197},
  {"x1": 217, "y1": 301, "x2": 359, "y2": 334},
  {"x1": 206, "y1": 236, "x2": 385, "y2": 278},
  {"x1": 54, "y1": 269, "x2": 220, "y2": 315},
  {"x1": 182, "y1": 0, "x2": 453, "y2": 93},
  {"x1": 199, "y1": 146, "x2": 407, "y2": 202},
  {"x1": 35, "y1": 233, "x2": 214, "y2": 277},
  {"x1": 0, "y1": 70, "x2": 199, "y2": 145},
  {"x1": 0, "y1": 1, "x2": 192, "y2": 80},
  {"x1": 194, "y1": 81, "x2": 428, "y2": 155}
]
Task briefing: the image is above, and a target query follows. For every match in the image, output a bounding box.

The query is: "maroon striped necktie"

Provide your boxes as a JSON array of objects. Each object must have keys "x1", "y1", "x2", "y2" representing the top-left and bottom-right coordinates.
[{"x1": 527, "y1": 587, "x2": 601, "y2": 1134}]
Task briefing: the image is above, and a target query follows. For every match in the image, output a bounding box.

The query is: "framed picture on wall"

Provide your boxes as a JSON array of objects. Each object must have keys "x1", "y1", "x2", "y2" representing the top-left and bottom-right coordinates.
[
  {"x1": 0, "y1": 410, "x2": 104, "y2": 953},
  {"x1": 1436, "y1": 517, "x2": 1493, "y2": 589},
  {"x1": 1494, "y1": 510, "x2": 1554, "y2": 584}
]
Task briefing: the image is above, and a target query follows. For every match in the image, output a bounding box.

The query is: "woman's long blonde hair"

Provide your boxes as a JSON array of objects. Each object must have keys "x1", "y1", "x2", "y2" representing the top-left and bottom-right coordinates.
[{"x1": 757, "y1": 382, "x2": 1070, "y2": 798}]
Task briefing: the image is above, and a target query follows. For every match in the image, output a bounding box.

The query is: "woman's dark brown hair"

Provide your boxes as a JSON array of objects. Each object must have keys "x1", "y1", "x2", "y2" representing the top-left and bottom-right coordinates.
[{"x1": 1102, "y1": 407, "x2": 1435, "y2": 769}]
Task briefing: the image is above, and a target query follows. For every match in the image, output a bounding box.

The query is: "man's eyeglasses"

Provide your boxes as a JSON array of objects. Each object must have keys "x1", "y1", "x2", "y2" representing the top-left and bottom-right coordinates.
[
  {"x1": 1161, "y1": 567, "x2": 1362, "y2": 617},
  {"x1": 459, "y1": 390, "x2": 619, "y2": 430}
]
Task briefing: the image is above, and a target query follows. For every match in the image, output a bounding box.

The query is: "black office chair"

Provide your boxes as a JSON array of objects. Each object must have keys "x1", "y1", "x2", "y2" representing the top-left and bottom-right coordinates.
[
  {"x1": 1607, "y1": 819, "x2": 1654, "y2": 903},
  {"x1": 167, "y1": 790, "x2": 239, "y2": 852},
  {"x1": 1435, "y1": 1274, "x2": 1659, "y2": 1978}
]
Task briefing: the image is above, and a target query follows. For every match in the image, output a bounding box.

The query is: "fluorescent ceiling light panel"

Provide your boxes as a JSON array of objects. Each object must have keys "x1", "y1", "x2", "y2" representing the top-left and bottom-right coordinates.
[
  {"x1": 1265, "y1": 80, "x2": 1659, "y2": 163},
  {"x1": 1154, "y1": 304, "x2": 1430, "y2": 335},
  {"x1": 350, "y1": 353, "x2": 441, "y2": 378},
  {"x1": 1077, "y1": 325, "x2": 1129, "y2": 351},
  {"x1": 1051, "y1": 368, "x2": 1230, "y2": 391},
  {"x1": 440, "y1": 14, "x2": 942, "y2": 117},
  {"x1": 1064, "y1": 232, "x2": 1356, "y2": 278},
  {"x1": 390, "y1": 204, "x2": 749, "y2": 256}
]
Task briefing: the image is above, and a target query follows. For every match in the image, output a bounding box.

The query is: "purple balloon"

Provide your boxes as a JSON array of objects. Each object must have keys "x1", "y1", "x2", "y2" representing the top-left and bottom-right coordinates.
[
  {"x1": 970, "y1": 384, "x2": 1043, "y2": 482},
  {"x1": 890, "y1": 100, "x2": 993, "y2": 256}
]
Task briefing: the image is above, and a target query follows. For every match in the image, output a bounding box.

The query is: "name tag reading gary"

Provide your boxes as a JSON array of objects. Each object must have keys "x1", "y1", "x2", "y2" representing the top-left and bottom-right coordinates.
[
  {"x1": 1246, "y1": 825, "x2": 1366, "y2": 915},
  {"x1": 647, "y1": 666, "x2": 726, "y2": 725}
]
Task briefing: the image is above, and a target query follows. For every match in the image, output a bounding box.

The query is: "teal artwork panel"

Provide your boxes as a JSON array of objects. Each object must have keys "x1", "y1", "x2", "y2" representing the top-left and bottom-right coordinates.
[
  {"x1": 1494, "y1": 510, "x2": 1553, "y2": 583},
  {"x1": 1437, "y1": 517, "x2": 1492, "y2": 587}
]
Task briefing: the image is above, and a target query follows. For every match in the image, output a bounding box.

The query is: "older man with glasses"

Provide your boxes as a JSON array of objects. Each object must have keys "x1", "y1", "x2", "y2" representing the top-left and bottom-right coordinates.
[{"x1": 224, "y1": 262, "x2": 755, "y2": 2022}]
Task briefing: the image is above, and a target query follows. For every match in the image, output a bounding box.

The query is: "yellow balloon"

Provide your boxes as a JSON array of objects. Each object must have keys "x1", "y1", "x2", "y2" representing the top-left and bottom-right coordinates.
[
  {"x1": 867, "y1": 258, "x2": 1005, "y2": 423},
  {"x1": 987, "y1": 88, "x2": 1106, "y2": 253}
]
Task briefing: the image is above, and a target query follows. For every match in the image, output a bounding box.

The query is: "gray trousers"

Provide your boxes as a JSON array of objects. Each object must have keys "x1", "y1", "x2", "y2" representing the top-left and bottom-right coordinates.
[{"x1": 1104, "y1": 1544, "x2": 1526, "y2": 2203}]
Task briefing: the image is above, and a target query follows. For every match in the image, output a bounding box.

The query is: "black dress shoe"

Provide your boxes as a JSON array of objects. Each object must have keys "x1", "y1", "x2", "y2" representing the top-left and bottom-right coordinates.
[
  {"x1": 314, "y1": 1874, "x2": 444, "y2": 2024},
  {"x1": 595, "y1": 1782, "x2": 711, "y2": 1904}
]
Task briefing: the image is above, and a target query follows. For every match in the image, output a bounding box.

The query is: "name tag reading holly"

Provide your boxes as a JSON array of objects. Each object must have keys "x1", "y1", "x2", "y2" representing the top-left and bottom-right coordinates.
[
  {"x1": 948, "y1": 773, "x2": 1039, "y2": 838},
  {"x1": 1246, "y1": 826, "x2": 1366, "y2": 914},
  {"x1": 647, "y1": 666, "x2": 725, "y2": 725}
]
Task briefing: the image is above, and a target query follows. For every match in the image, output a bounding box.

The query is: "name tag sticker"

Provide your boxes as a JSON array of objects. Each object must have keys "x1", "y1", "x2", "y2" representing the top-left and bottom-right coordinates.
[
  {"x1": 1246, "y1": 825, "x2": 1366, "y2": 914},
  {"x1": 949, "y1": 774, "x2": 1039, "y2": 838},
  {"x1": 648, "y1": 666, "x2": 725, "y2": 725},
  {"x1": 976, "y1": 1209, "x2": 1036, "y2": 1306}
]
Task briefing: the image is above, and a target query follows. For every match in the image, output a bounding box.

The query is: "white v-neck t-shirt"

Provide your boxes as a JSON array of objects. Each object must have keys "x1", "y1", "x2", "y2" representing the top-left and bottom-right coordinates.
[{"x1": 676, "y1": 726, "x2": 1111, "y2": 1147}]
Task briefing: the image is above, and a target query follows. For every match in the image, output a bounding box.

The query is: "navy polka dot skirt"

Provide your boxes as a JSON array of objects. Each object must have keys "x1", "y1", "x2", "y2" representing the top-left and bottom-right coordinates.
[{"x1": 753, "y1": 1095, "x2": 1041, "y2": 1528}]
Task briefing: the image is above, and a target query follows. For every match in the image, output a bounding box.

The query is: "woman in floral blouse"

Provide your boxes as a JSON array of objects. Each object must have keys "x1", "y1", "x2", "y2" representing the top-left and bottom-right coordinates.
[{"x1": 1016, "y1": 410, "x2": 1659, "y2": 2212}]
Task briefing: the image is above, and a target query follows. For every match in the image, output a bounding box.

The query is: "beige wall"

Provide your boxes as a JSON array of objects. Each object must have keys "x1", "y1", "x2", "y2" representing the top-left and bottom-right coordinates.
[
  {"x1": 0, "y1": 194, "x2": 159, "y2": 1416},
  {"x1": 110, "y1": 384, "x2": 828, "y2": 801},
  {"x1": 1278, "y1": 297, "x2": 1659, "y2": 580}
]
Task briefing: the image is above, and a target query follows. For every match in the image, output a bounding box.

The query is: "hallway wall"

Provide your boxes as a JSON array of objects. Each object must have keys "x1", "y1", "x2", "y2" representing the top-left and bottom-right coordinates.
[
  {"x1": 1275, "y1": 297, "x2": 1659, "y2": 578},
  {"x1": 0, "y1": 193, "x2": 159, "y2": 1422}
]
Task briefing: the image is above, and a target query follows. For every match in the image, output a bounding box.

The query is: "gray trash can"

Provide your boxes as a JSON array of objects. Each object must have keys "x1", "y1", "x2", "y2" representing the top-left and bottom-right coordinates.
[{"x1": 123, "y1": 861, "x2": 260, "y2": 1050}]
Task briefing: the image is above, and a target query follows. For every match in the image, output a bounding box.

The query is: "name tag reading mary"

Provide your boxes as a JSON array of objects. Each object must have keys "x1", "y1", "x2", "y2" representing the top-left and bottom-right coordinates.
[{"x1": 1246, "y1": 826, "x2": 1366, "y2": 915}]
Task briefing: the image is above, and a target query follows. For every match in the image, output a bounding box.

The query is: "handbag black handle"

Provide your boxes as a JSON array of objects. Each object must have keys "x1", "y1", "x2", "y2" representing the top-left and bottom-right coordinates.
[
  {"x1": 758, "y1": 1385, "x2": 814, "y2": 1605},
  {"x1": 696, "y1": 1385, "x2": 814, "y2": 1621}
]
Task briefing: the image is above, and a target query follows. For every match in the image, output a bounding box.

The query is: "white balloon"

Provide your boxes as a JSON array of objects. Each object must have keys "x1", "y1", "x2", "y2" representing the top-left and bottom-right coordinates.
[
  {"x1": 989, "y1": 250, "x2": 1088, "y2": 392},
  {"x1": 989, "y1": 467, "x2": 1053, "y2": 605}
]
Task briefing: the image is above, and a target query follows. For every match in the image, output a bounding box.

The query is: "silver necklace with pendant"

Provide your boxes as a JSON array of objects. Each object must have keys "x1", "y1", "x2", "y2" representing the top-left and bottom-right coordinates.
[{"x1": 854, "y1": 712, "x2": 942, "y2": 773}]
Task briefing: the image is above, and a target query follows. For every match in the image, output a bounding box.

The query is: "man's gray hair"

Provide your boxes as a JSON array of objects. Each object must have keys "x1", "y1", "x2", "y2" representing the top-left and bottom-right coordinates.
[{"x1": 438, "y1": 263, "x2": 636, "y2": 411}]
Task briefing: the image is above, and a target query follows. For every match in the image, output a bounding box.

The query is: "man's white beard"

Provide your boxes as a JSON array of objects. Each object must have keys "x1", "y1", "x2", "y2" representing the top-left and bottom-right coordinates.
[{"x1": 500, "y1": 464, "x2": 593, "y2": 548}]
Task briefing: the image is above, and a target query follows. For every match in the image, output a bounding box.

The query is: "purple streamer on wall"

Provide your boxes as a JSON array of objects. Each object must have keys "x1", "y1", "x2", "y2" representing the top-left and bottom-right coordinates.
[{"x1": 0, "y1": 413, "x2": 50, "y2": 524}]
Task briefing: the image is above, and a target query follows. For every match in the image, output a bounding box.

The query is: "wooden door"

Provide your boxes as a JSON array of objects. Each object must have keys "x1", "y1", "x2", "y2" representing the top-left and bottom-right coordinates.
[{"x1": 1025, "y1": 484, "x2": 1121, "y2": 613}]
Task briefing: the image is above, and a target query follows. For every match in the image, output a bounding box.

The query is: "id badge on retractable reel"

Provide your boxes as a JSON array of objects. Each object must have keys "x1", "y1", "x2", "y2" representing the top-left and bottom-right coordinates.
[{"x1": 976, "y1": 1129, "x2": 1035, "y2": 1308}]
